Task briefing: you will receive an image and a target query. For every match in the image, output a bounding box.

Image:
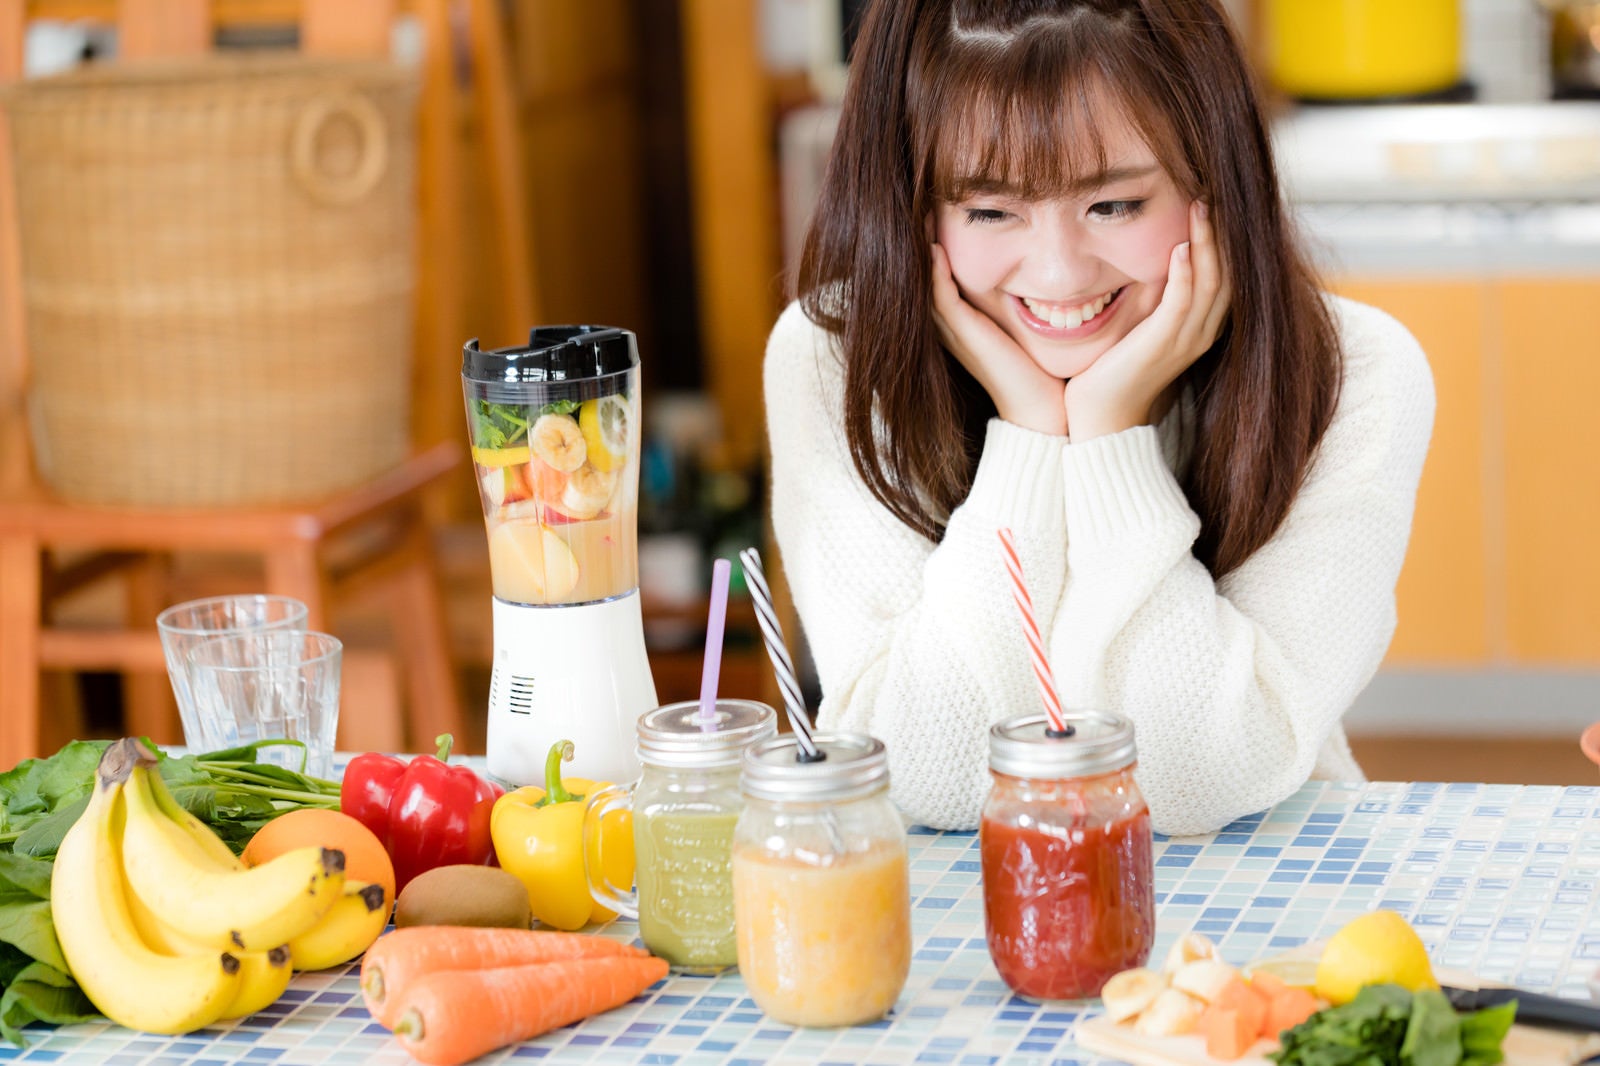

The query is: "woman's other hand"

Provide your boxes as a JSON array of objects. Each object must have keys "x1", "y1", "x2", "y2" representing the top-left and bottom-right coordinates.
[
  {"x1": 1063, "y1": 201, "x2": 1230, "y2": 442},
  {"x1": 931, "y1": 242, "x2": 1069, "y2": 436}
]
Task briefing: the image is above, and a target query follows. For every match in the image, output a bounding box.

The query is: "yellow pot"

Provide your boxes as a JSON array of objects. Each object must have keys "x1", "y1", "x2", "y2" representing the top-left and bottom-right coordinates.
[{"x1": 1266, "y1": 0, "x2": 1461, "y2": 100}]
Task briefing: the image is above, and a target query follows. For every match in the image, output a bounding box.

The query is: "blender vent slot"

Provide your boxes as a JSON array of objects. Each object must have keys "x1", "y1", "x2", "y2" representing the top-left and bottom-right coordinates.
[{"x1": 490, "y1": 667, "x2": 536, "y2": 715}]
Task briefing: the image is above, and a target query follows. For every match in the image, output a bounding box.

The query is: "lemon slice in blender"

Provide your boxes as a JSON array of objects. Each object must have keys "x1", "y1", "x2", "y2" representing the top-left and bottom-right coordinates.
[
  {"x1": 472, "y1": 444, "x2": 531, "y2": 468},
  {"x1": 580, "y1": 396, "x2": 629, "y2": 473}
]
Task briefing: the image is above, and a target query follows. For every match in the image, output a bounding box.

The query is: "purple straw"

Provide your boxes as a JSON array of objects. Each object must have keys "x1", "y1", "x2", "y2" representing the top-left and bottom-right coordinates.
[{"x1": 698, "y1": 559, "x2": 732, "y2": 731}]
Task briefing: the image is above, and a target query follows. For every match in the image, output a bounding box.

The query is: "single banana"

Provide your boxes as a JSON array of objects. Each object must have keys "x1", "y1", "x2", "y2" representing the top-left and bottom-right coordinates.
[
  {"x1": 1162, "y1": 931, "x2": 1220, "y2": 974},
  {"x1": 219, "y1": 948, "x2": 294, "y2": 1020},
  {"x1": 289, "y1": 881, "x2": 391, "y2": 972},
  {"x1": 120, "y1": 763, "x2": 346, "y2": 951},
  {"x1": 1134, "y1": 988, "x2": 1205, "y2": 1037},
  {"x1": 1100, "y1": 966, "x2": 1168, "y2": 1023},
  {"x1": 144, "y1": 769, "x2": 246, "y2": 872},
  {"x1": 50, "y1": 739, "x2": 241, "y2": 1034}
]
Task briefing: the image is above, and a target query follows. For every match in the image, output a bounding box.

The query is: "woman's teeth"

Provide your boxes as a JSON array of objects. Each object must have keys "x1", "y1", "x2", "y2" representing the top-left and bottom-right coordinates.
[{"x1": 1022, "y1": 290, "x2": 1116, "y2": 329}]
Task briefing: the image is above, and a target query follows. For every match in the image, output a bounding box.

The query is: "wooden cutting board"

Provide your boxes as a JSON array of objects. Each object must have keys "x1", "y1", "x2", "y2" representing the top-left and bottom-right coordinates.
[{"x1": 1074, "y1": 967, "x2": 1600, "y2": 1066}]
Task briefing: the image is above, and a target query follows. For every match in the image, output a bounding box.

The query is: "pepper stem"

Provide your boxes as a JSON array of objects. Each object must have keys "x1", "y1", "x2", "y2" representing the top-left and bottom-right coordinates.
[
  {"x1": 537, "y1": 740, "x2": 583, "y2": 806},
  {"x1": 434, "y1": 733, "x2": 454, "y2": 761}
]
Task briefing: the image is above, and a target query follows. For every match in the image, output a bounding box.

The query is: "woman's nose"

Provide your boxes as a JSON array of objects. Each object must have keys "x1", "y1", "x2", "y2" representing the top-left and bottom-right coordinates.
[{"x1": 1023, "y1": 221, "x2": 1099, "y2": 295}]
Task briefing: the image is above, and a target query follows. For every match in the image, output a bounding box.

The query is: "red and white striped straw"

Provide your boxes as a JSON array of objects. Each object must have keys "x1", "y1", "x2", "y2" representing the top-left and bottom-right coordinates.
[{"x1": 997, "y1": 527, "x2": 1067, "y2": 734}]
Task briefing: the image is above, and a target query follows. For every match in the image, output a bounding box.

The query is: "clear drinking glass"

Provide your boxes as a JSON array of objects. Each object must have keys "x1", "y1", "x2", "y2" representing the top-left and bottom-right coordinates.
[
  {"x1": 157, "y1": 595, "x2": 309, "y2": 748},
  {"x1": 185, "y1": 630, "x2": 342, "y2": 778}
]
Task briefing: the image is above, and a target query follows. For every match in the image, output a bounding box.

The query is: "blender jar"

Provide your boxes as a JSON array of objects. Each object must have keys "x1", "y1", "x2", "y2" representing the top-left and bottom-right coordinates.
[{"x1": 463, "y1": 327, "x2": 641, "y2": 606}]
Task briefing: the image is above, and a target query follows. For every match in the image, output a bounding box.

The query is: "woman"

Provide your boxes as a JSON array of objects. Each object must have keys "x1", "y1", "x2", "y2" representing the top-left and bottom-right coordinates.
[{"x1": 765, "y1": 0, "x2": 1434, "y2": 835}]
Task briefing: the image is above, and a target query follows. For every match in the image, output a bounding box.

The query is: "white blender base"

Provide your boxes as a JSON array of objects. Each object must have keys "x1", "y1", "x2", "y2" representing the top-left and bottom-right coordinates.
[{"x1": 485, "y1": 591, "x2": 658, "y2": 787}]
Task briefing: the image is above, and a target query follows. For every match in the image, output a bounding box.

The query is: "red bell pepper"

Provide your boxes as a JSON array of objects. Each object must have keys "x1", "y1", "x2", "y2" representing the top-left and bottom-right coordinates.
[{"x1": 340, "y1": 734, "x2": 504, "y2": 893}]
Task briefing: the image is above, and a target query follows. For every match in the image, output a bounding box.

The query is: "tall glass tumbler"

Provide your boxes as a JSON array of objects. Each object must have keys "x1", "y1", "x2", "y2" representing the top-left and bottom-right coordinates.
[
  {"x1": 157, "y1": 595, "x2": 309, "y2": 749},
  {"x1": 185, "y1": 630, "x2": 343, "y2": 778}
]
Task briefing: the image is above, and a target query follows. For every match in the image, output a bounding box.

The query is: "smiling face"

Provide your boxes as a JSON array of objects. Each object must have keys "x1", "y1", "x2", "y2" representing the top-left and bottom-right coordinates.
[{"x1": 932, "y1": 104, "x2": 1192, "y2": 381}]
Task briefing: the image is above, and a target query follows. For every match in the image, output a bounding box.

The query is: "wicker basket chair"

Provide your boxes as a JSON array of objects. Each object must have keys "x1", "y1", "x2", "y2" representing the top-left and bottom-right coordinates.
[{"x1": 0, "y1": 0, "x2": 535, "y2": 767}]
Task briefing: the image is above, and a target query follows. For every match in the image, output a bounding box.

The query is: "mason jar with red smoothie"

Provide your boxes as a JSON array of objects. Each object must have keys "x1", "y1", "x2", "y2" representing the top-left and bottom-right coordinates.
[{"x1": 980, "y1": 711, "x2": 1154, "y2": 1000}]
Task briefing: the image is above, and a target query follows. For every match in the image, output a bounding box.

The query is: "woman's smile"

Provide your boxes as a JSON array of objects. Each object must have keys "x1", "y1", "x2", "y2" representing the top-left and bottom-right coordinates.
[{"x1": 1014, "y1": 286, "x2": 1127, "y2": 339}]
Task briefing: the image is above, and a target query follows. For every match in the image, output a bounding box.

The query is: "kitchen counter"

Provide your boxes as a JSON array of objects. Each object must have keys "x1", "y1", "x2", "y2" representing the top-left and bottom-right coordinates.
[{"x1": 7, "y1": 780, "x2": 1600, "y2": 1065}]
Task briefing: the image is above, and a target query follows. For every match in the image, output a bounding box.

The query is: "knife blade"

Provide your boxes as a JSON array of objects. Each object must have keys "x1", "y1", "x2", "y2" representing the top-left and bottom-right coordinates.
[{"x1": 1442, "y1": 984, "x2": 1600, "y2": 1032}]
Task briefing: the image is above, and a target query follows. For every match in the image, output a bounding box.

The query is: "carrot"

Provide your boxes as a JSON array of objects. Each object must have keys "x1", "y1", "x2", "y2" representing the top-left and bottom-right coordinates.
[
  {"x1": 360, "y1": 926, "x2": 650, "y2": 1027},
  {"x1": 1214, "y1": 976, "x2": 1268, "y2": 1041},
  {"x1": 1200, "y1": 1005, "x2": 1256, "y2": 1061},
  {"x1": 1264, "y1": 986, "x2": 1320, "y2": 1037},
  {"x1": 391, "y1": 955, "x2": 670, "y2": 1065}
]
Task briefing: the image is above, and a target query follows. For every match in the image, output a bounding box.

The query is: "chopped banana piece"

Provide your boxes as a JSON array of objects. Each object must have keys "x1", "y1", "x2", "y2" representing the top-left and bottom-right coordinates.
[
  {"x1": 1134, "y1": 988, "x2": 1205, "y2": 1037},
  {"x1": 1162, "y1": 931, "x2": 1221, "y2": 974},
  {"x1": 1100, "y1": 967, "x2": 1169, "y2": 1023},
  {"x1": 1171, "y1": 958, "x2": 1241, "y2": 1004}
]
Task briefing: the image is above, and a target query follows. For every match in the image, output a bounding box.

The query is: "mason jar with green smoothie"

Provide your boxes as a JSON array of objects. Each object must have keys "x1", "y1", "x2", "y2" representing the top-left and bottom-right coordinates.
[{"x1": 583, "y1": 698, "x2": 777, "y2": 973}]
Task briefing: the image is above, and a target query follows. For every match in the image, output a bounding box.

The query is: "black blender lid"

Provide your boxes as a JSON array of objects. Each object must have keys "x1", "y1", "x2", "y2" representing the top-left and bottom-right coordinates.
[{"x1": 462, "y1": 325, "x2": 638, "y2": 384}]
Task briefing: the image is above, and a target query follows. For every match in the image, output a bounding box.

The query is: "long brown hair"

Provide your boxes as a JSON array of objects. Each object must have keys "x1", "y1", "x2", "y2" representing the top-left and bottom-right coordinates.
[{"x1": 797, "y1": 0, "x2": 1340, "y2": 578}]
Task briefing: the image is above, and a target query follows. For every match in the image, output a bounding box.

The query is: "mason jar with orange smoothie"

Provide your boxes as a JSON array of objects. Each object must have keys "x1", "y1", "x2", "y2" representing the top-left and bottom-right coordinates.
[{"x1": 731, "y1": 733, "x2": 910, "y2": 1027}]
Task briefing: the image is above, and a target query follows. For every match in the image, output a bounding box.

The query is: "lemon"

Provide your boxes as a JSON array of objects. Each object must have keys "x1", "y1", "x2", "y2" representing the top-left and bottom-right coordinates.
[
  {"x1": 472, "y1": 444, "x2": 531, "y2": 468},
  {"x1": 580, "y1": 396, "x2": 629, "y2": 473},
  {"x1": 1314, "y1": 910, "x2": 1437, "y2": 1006},
  {"x1": 1246, "y1": 954, "x2": 1320, "y2": 991}
]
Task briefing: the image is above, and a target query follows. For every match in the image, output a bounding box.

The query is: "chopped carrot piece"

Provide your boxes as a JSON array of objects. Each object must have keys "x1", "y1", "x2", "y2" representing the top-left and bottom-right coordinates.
[
  {"x1": 1265, "y1": 987, "x2": 1321, "y2": 1038},
  {"x1": 1215, "y1": 977, "x2": 1268, "y2": 1041},
  {"x1": 1201, "y1": 1005, "x2": 1257, "y2": 1060}
]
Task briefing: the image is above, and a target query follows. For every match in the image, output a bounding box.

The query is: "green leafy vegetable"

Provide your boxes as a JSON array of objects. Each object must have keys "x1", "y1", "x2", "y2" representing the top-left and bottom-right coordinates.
[
  {"x1": 0, "y1": 738, "x2": 342, "y2": 1044},
  {"x1": 1269, "y1": 985, "x2": 1516, "y2": 1066},
  {"x1": 469, "y1": 399, "x2": 582, "y2": 450},
  {"x1": 471, "y1": 400, "x2": 530, "y2": 449}
]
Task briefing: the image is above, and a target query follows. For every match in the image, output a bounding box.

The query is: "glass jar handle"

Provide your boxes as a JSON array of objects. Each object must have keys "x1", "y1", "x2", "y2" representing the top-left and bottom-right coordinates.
[{"x1": 582, "y1": 782, "x2": 638, "y2": 919}]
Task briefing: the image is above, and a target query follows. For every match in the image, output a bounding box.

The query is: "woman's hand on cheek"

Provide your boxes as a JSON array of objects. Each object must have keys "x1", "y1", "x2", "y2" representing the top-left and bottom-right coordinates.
[
  {"x1": 1063, "y1": 200, "x2": 1231, "y2": 443},
  {"x1": 930, "y1": 243, "x2": 1069, "y2": 436}
]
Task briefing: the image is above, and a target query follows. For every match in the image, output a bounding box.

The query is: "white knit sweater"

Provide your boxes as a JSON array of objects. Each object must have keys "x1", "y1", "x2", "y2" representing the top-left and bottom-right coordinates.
[{"x1": 764, "y1": 295, "x2": 1434, "y2": 836}]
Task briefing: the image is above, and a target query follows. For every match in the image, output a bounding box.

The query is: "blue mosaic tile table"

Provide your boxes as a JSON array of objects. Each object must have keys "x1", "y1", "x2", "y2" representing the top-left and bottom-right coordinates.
[{"x1": 7, "y1": 780, "x2": 1600, "y2": 1065}]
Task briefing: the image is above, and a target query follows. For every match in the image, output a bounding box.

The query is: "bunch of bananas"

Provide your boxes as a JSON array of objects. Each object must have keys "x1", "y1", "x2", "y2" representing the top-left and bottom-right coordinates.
[{"x1": 51, "y1": 738, "x2": 391, "y2": 1034}]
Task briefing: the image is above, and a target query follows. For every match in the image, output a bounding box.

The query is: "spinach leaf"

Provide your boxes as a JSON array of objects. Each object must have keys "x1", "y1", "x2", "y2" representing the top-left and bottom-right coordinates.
[
  {"x1": 0, "y1": 961, "x2": 97, "y2": 1048},
  {"x1": 1458, "y1": 1001, "x2": 1515, "y2": 1066},
  {"x1": 471, "y1": 400, "x2": 531, "y2": 449},
  {"x1": 0, "y1": 902, "x2": 67, "y2": 975},
  {"x1": 11, "y1": 798, "x2": 88, "y2": 859},
  {"x1": 1401, "y1": 989, "x2": 1461, "y2": 1066}
]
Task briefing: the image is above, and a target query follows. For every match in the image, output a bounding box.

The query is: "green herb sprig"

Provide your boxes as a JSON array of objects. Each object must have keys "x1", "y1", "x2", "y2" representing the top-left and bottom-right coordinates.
[{"x1": 1269, "y1": 984, "x2": 1517, "y2": 1066}]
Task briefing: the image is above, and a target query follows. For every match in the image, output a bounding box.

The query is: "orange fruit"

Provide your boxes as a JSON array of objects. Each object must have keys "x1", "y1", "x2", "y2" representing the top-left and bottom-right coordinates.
[{"x1": 242, "y1": 808, "x2": 396, "y2": 902}]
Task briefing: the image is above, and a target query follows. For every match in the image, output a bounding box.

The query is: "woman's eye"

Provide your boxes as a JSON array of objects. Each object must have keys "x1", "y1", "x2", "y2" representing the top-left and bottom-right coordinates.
[
  {"x1": 963, "y1": 207, "x2": 1009, "y2": 225},
  {"x1": 1089, "y1": 200, "x2": 1145, "y2": 219}
]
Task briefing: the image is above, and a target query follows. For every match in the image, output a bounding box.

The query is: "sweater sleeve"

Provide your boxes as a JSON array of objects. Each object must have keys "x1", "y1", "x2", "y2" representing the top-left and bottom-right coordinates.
[
  {"x1": 1049, "y1": 296, "x2": 1435, "y2": 836},
  {"x1": 764, "y1": 301, "x2": 1071, "y2": 829}
]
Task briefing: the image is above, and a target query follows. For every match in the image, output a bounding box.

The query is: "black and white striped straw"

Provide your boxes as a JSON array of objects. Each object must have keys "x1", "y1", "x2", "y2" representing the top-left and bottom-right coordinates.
[{"x1": 738, "y1": 547, "x2": 822, "y2": 762}]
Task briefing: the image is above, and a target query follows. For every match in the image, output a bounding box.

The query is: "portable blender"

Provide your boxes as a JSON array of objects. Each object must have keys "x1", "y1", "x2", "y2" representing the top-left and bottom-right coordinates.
[{"x1": 462, "y1": 326, "x2": 658, "y2": 786}]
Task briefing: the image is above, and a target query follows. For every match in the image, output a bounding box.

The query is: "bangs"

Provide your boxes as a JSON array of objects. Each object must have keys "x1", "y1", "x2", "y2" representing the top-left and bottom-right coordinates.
[{"x1": 920, "y1": 21, "x2": 1188, "y2": 204}]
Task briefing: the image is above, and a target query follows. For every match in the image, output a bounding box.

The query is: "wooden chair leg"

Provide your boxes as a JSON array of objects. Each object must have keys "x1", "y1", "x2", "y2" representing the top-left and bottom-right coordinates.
[
  {"x1": 0, "y1": 536, "x2": 42, "y2": 765},
  {"x1": 266, "y1": 543, "x2": 330, "y2": 629},
  {"x1": 123, "y1": 552, "x2": 181, "y2": 745},
  {"x1": 389, "y1": 518, "x2": 466, "y2": 750},
  {"x1": 338, "y1": 648, "x2": 404, "y2": 755}
]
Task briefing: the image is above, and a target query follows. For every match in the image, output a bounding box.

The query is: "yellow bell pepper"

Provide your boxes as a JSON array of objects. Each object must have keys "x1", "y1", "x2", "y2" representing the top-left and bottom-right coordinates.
[{"x1": 490, "y1": 739, "x2": 634, "y2": 931}]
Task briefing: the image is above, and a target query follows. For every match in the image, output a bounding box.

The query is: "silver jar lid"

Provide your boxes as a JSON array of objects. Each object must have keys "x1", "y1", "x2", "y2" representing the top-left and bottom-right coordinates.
[
  {"x1": 740, "y1": 732, "x2": 888, "y2": 802},
  {"x1": 636, "y1": 699, "x2": 778, "y2": 769},
  {"x1": 988, "y1": 712, "x2": 1137, "y2": 779}
]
